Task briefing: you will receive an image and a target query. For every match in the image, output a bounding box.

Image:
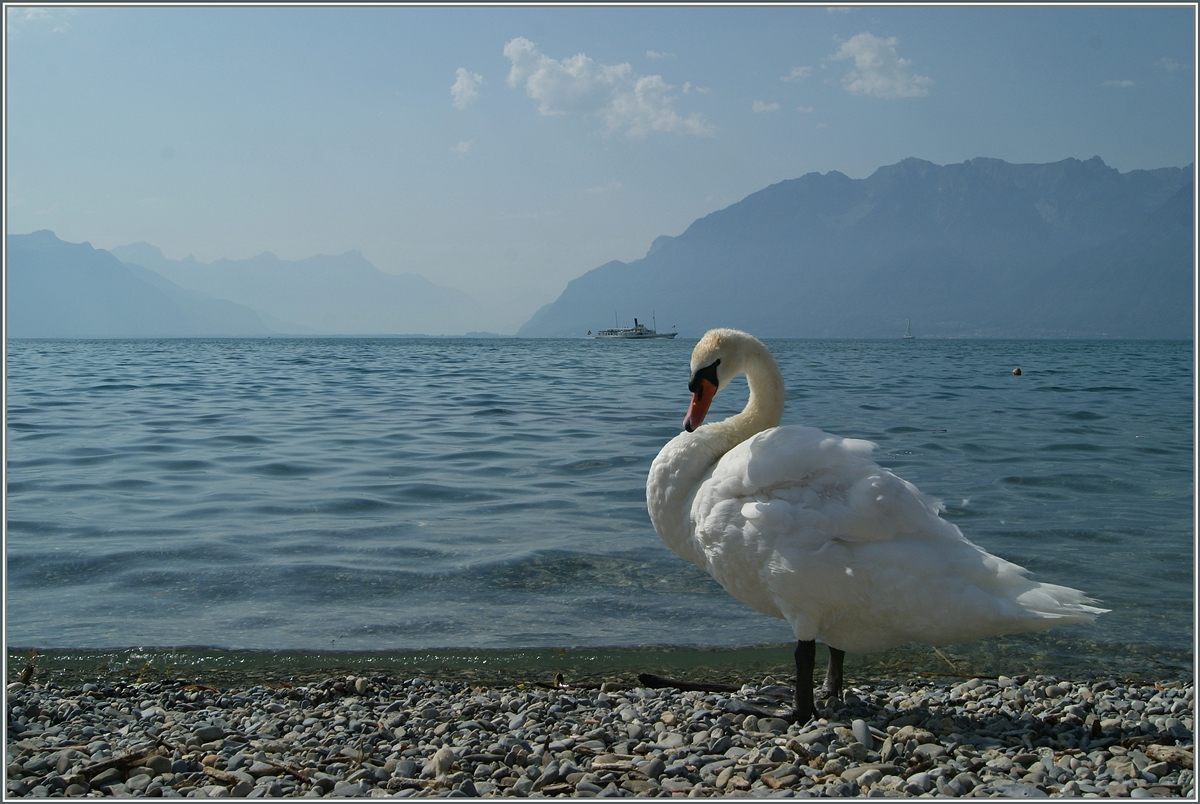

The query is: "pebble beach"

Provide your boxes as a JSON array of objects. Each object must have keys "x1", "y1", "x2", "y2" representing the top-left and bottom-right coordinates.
[{"x1": 5, "y1": 671, "x2": 1194, "y2": 798}]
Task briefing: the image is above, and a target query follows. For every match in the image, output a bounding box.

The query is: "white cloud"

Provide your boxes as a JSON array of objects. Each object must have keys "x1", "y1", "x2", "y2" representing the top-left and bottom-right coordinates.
[
  {"x1": 797, "y1": 105, "x2": 815, "y2": 113},
  {"x1": 504, "y1": 38, "x2": 629, "y2": 115},
  {"x1": 1159, "y1": 56, "x2": 1180, "y2": 72},
  {"x1": 451, "y1": 68, "x2": 483, "y2": 110},
  {"x1": 604, "y1": 75, "x2": 713, "y2": 136},
  {"x1": 503, "y1": 37, "x2": 712, "y2": 137},
  {"x1": 826, "y1": 6, "x2": 853, "y2": 13},
  {"x1": 7, "y1": 7, "x2": 71, "y2": 34},
  {"x1": 753, "y1": 101, "x2": 781, "y2": 113},
  {"x1": 830, "y1": 32, "x2": 931, "y2": 99},
  {"x1": 782, "y1": 66, "x2": 813, "y2": 82},
  {"x1": 1102, "y1": 79, "x2": 1135, "y2": 87},
  {"x1": 450, "y1": 140, "x2": 472, "y2": 154},
  {"x1": 646, "y1": 50, "x2": 674, "y2": 59}
]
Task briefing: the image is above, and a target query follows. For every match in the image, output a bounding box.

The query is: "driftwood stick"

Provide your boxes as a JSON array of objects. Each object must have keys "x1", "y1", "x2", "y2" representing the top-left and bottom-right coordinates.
[
  {"x1": 637, "y1": 673, "x2": 742, "y2": 693},
  {"x1": 153, "y1": 733, "x2": 188, "y2": 755},
  {"x1": 79, "y1": 747, "x2": 163, "y2": 780},
  {"x1": 932, "y1": 647, "x2": 961, "y2": 673},
  {"x1": 202, "y1": 766, "x2": 246, "y2": 786},
  {"x1": 264, "y1": 758, "x2": 314, "y2": 783}
]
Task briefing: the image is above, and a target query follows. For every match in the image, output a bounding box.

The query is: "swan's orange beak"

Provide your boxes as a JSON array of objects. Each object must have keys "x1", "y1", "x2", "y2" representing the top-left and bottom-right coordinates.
[{"x1": 684, "y1": 379, "x2": 717, "y2": 432}]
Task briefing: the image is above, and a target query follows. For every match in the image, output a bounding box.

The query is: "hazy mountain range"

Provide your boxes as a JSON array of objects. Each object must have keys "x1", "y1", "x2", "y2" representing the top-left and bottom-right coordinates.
[
  {"x1": 109, "y1": 243, "x2": 482, "y2": 337},
  {"x1": 7, "y1": 231, "x2": 286, "y2": 338},
  {"x1": 6, "y1": 156, "x2": 1193, "y2": 339},
  {"x1": 6, "y1": 234, "x2": 484, "y2": 338},
  {"x1": 520, "y1": 156, "x2": 1194, "y2": 338}
]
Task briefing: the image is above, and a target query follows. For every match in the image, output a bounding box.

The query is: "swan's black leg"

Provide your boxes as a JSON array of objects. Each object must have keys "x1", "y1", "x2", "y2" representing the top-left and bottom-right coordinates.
[
  {"x1": 816, "y1": 646, "x2": 845, "y2": 703},
  {"x1": 793, "y1": 640, "x2": 816, "y2": 725}
]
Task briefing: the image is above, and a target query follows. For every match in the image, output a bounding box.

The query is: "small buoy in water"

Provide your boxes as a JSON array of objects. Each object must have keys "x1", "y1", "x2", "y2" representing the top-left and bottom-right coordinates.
[{"x1": 1012, "y1": 367, "x2": 1022, "y2": 376}]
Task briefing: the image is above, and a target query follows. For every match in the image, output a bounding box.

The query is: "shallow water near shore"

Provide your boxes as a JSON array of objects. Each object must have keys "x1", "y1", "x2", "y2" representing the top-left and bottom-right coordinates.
[{"x1": 5, "y1": 337, "x2": 1194, "y2": 680}]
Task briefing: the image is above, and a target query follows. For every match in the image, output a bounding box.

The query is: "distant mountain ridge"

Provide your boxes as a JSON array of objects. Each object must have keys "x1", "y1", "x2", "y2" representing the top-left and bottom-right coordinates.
[
  {"x1": 109, "y1": 243, "x2": 482, "y2": 336},
  {"x1": 6, "y1": 231, "x2": 283, "y2": 338},
  {"x1": 518, "y1": 156, "x2": 1194, "y2": 338},
  {"x1": 5, "y1": 232, "x2": 486, "y2": 339}
]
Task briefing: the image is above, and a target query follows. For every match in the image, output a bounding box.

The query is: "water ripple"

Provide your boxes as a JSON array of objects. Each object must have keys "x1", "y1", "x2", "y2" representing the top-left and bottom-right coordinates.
[{"x1": 5, "y1": 337, "x2": 1193, "y2": 663}]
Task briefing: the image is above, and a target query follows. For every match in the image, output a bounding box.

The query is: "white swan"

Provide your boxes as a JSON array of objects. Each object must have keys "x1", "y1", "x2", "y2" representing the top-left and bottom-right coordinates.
[{"x1": 646, "y1": 329, "x2": 1107, "y2": 723}]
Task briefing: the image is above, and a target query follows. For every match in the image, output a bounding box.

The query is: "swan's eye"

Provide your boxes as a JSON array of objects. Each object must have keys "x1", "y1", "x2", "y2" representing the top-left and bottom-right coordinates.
[{"x1": 688, "y1": 359, "x2": 720, "y2": 394}]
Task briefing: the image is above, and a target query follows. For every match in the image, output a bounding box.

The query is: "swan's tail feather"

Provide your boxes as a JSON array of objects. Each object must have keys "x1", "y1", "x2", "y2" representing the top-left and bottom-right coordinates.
[{"x1": 1016, "y1": 582, "x2": 1109, "y2": 624}]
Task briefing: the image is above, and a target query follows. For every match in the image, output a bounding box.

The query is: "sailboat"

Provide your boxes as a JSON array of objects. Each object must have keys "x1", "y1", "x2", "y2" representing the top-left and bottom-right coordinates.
[{"x1": 902, "y1": 319, "x2": 914, "y2": 339}]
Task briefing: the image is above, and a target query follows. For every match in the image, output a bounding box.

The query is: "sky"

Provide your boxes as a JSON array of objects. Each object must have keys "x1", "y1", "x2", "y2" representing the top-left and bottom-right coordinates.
[{"x1": 5, "y1": 4, "x2": 1196, "y2": 334}]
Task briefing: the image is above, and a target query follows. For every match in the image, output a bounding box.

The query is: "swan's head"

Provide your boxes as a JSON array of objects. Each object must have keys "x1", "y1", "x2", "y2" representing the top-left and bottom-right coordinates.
[{"x1": 684, "y1": 328, "x2": 763, "y2": 432}]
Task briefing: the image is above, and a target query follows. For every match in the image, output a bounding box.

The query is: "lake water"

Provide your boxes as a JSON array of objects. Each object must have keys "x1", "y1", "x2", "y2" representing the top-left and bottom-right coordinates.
[{"x1": 5, "y1": 337, "x2": 1194, "y2": 682}]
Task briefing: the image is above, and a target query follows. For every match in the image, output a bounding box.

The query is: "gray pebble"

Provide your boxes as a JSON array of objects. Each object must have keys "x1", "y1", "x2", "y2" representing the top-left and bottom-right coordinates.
[
  {"x1": 851, "y1": 718, "x2": 874, "y2": 748},
  {"x1": 993, "y1": 781, "x2": 1049, "y2": 797},
  {"x1": 760, "y1": 717, "x2": 791, "y2": 734},
  {"x1": 127, "y1": 775, "x2": 153, "y2": 793},
  {"x1": 913, "y1": 742, "x2": 946, "y2": 760},
  {"x1": 90, "y1": 767, "x2": 124, "y2": 787},
  {"x1": 192, "y1": 725, "x2": 224, "y2": 743},
  {"x1": 907, "y1": 771, "x2": 933, "y2": 792},
  {"x1": 640, "y1": 756, "x2": 666, "y2": 778}
]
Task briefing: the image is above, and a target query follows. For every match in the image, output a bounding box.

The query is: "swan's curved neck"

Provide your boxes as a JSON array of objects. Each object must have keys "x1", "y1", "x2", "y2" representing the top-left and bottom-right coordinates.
[
  {"x1": 648, "y1": 338, "x2": 786, "y2": 564},
  {"x1": 706, "y1": 342, "x2": 786, "y2": 453}
]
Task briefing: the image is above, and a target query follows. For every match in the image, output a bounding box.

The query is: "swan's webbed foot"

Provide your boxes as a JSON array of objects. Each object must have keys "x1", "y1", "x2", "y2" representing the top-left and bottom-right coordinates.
[
  {"x1": 788, "y1": 701, "x2": 815, "y2": 726},
  {"x1": 814, "y1": 687, "x2": 836, "y2": 708}
]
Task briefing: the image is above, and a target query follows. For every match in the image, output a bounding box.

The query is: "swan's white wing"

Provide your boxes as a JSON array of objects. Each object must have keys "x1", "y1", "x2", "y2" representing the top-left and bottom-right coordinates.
[
  {"x1": 689, "y1": 426, "x2": 1106, "y2": 653},
  {"x1": 694, "y1": 426, "x2": 949, "y2": 546}
]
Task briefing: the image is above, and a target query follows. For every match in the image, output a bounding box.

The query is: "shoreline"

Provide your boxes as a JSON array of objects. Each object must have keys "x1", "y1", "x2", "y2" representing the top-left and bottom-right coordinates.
[
  {"x1": 5, "y1": 670, "x2": 1194, "y2": 798},
  {"x1": 7, "y1": 639, "x2": 1194, "y2": 693}
]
